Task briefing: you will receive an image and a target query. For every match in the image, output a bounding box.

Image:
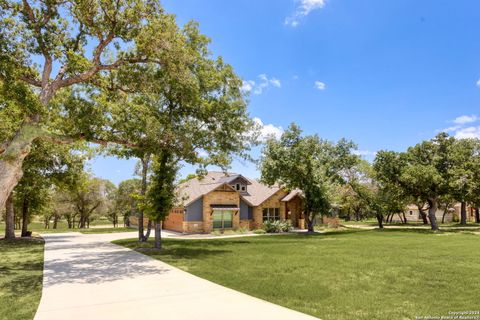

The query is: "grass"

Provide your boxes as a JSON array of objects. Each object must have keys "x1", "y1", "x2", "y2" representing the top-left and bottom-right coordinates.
[
  {"x1": 115, "y1": 229, "x2": 480, "y2": 320},
  {"x1": 0, "y1": 238, "x2": 44, "y2": 320},
  {"x1": 79, "y1": 227, "x2": 135, "y2": 234},
  {"x1": 0, "y1": 221, "x2": 136, "y2": 235}
]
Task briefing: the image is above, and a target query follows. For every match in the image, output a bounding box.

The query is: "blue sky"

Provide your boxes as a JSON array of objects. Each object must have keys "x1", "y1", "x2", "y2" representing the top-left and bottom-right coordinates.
[{"x1": 90, "y1": 0, "x2": 480, "y2": 184}]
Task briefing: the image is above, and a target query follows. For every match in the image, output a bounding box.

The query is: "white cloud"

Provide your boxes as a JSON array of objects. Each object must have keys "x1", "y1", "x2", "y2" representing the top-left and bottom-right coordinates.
[
  {"x1": 285, "y1": 0, "x2": 327, "y2": 27},
  {"x1": 438, "y1": 115, "x2": 480, "y2": 139},
  {"x1": 476, "y1": 79, "x2": 480, "y2": 87},
  {"x1": 241, "y1": 80, "x2": 255, "y2": 93},
  {"x1": 353, "y1": 150, "x2": 377, "y2": 157},
  {"x1": 253, "y1": 117, "x2": 284, "y2": 141},
  {"x1": 314, "y1": 81, "x2": 326, "y2": 90},
  {"x1": 270, "y1": 78, "x2": 282, "y2": 88},
  {"x1": 454, "y1": 127, "x2": 480, "y2": 139},
  {"x1": 242, "y1": 74, "x2": 282, "y2": 95},
  {"x1": 453, "y1": 115, "x2": 478, "y2": 125},
  {"x1": 439, "y1": 125, "x2": 461, "y2": 133}
]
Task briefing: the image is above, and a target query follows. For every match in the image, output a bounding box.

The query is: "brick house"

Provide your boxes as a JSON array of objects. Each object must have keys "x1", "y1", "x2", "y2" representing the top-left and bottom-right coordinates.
[{"x1": 156, "y1": 171, "x2": 305, "y2": 233}]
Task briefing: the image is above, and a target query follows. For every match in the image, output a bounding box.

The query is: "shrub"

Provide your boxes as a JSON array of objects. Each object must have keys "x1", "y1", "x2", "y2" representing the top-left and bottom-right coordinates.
[
  {"x1": 253, "y1": 229, "x2": 266, "y2": 234},
  {"x1": 280, "y1": 220, "x2": 292, "y2": 232},
  {"x1": 237, "y1": 227, "x2": 249, "y2": 234},
  {"x1": 452, "y1": 213, "x2": 460, "y2": 222},
  {"x1": 262, "y1": 220, "x2": 292, "y2": 233}
]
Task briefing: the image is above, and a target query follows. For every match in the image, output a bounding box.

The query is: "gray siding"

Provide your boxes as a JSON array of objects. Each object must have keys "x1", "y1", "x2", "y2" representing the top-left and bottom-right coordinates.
[
  {"x1": 185, "y1": 197, "x2": 203, "y2": 221},
  {"x1": 240, "y1": 200, "x2": 253, "y2": 220}
]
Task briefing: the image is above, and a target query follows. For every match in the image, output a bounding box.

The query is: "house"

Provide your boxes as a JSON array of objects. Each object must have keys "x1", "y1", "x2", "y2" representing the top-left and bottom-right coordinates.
[
  {"x1": 148, "y1": 171, "x2": 305, "y2": 233},
  {"x1": 392, "y1": 203, "x2": 477, "y2": 223}
]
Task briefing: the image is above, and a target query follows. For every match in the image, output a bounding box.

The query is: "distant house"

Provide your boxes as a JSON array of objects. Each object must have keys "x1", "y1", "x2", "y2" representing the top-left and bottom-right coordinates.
[
  {"x1": 391, "y1": 203, "x2": 477, "y2": 223},
  {"x1": 131, "y1": 171, "x2": 305, "y2": 233}
]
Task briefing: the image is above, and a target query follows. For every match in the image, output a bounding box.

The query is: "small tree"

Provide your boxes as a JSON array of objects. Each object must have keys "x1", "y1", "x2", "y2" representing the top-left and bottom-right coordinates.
[
  {"x1": 260, "y1": 124, "x2": 358, "y2": 233},
  {"x1": 146, "y1": 152, "x2": 179, "y2": 249},
  {"x1": 114, "y1": 179, "x2": 141, "y2": 227}
]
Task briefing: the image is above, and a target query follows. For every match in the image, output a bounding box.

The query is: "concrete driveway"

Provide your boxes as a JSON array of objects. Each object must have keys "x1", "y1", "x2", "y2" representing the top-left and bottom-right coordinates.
[{"x1": 34, "y1": 231, "x2": 320, "y2": 320}]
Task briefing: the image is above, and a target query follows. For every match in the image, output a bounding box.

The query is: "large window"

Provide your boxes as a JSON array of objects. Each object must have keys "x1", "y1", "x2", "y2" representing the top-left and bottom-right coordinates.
[
  {"x1": 212, "y1": 210, "x2": 233, "y2": 229},
  {"x1": 263, "y1": 208, "x2": 280, "y2": 222}
]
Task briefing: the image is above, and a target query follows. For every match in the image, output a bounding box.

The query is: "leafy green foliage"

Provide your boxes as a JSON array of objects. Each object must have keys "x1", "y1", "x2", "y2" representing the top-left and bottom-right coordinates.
[
  {"x1": 260, "y1": 123, "x2": 358, "y2": 231},
  {"x1": 262, "y1": 220, "x2": 292, "y2": 233},
  {"x1": 116, "y1": 230, "x2": 480, "y2": 320}
]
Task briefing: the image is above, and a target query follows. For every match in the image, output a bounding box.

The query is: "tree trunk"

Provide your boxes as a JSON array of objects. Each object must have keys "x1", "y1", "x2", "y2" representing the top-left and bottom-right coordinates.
[
  {"x1": 154, "y1": 220, "x2": 162, "y2": 249},
  {"x1": 460, "y1": 201, "x2": 467, "y2": 225},
  {"x1": 21, "y1": 198, "x2": 29, "y2": 237},
  {"x1": 427, "y1": 199, "x2": 439, "y2": 231},
  {"x1": 4, "y1": 192, "x2": 15, "y2": 239},
  {"x1": 419, "y1": 210, "x2": 428, "y2": 225},
  {"x1": 0, "y1": 121, "x2": 44, "y2": 211},
  {"x1": 376, "y1": 213, "x2": 384, "y2": 229},
  {"x1": 402, "y1": 211, "x2": 407, "y2": 224},
  {"x1": 304, "y1": 212, "x2": 315, "y2": 233},
  {"x1": 53, "y1": 215, "x2": 58, "y2": 229},
  {"x1": 138, "y1": 154, "x2": 150, "y2": 241},
  {"x1": 442, "y1": 211, "x2": 447, "y2": 224},
  {"x1": 475, "y1": 208, "x2": 480, "y2": 223},
  {"x1": 142, "y1": 220, "x2": 153, "y2": 241}
]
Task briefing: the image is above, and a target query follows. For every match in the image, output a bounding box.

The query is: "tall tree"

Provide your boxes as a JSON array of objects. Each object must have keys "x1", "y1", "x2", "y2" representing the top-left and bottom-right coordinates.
[
  {"x1": 449, "y1": 138, "x2": 478, "y2": 225},
  {"x1": 374, "y1": 133, "x2": 455, "y2": 231},
  {"x1": 101, "y1": 21, "x2": 255, "y2": 244},
  {"x1": 260, "y1": 124, "x2": 358, "y2": 233},
  {"x1": 0, "y1": 0, "x2": 193, "y2": 209}
]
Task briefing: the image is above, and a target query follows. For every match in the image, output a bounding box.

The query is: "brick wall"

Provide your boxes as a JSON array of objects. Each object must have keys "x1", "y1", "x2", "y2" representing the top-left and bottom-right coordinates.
[
  {"x1": 163, "y1": 208, "x2": 184, "y2": 232},
  {"x1": 183, "y1": 221, "x2": 204, "y2": 233},
  {"x1": 202, "y1": 187, "x2": 240, "y2": 233},
  {"x1": 251, "y1": 190, "x2": 288, "y2": 229}
]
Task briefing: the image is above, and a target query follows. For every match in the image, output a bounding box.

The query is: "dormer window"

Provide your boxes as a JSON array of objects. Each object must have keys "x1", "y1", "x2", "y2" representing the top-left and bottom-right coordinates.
[
  {"x1": 236, "y1": 183, "x2": 240, "y2": 190},
  {"x1": 241, "y1": 186, "x2": 246, "y2": 191}
]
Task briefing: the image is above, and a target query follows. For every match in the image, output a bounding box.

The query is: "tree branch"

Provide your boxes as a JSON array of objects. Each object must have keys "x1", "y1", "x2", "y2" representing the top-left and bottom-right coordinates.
[
  {"x1": 40, "y1": 131, "x2": 138, "y2": 149},
  {"x1": 22, "y1": 0, "x2": 53, "y2": 88},
  {"x1": 19, "y1": 75, "x2": 42, "y2": 87}
]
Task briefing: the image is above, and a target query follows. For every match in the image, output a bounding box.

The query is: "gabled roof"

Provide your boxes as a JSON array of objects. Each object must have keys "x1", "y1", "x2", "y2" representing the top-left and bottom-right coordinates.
[
  {"x1": 178, "y1": 171, "x2": 282, "y2": 207},
  {"x1": 281, "y1": 189, "x2": 303, "y2": 202}
]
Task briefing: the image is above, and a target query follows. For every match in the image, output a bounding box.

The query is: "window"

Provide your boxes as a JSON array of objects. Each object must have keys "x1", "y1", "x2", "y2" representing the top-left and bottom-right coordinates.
[
  {"x1": 409, "y1": 211, "x2": 413, "y2": 216},
  {"x1": 263, "y1": 208, "x2": 280, "y2": 222},
  {"x1": 212, "y1": 210, "x2": 233, "y2": 229},
  {"x1": 241, "y1": 186, "x2": 246, "y2": 191}
]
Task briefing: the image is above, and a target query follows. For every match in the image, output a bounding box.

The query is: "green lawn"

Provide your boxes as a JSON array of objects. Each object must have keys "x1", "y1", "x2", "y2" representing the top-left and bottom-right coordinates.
[
  {"x1": 0, "y1": 222, "x2": 136, "y2": 235},
  {"x1": 0, "y1": 238, "x2": 44, "y2": 320},
  {"x1": 79, "y1": 227, "x2": 136, "y2": 234},
  {"x1": 115, "y1": 229, "x2": 480, "y2": 320}
]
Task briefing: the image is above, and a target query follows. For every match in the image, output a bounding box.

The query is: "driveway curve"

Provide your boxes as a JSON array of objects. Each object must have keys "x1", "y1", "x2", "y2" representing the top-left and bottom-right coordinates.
[{"x1": 34, "y1": 232, "x2": 319, "y2": 320}]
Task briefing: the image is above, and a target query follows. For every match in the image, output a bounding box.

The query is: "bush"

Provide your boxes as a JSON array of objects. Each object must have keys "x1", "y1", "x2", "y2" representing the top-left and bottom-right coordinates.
[
  {"x1": 253, "y1": 229, "x2": 266, "y2": 234},
  {"x1": 237, "y1": 227, "x2": 249, "y2": 234},
  {"x1": 262, "y1": 220, "x2": 292, "y2": 233},
  {"x1": 452, "y1": 213, "x2": 460, "y2": 222}
]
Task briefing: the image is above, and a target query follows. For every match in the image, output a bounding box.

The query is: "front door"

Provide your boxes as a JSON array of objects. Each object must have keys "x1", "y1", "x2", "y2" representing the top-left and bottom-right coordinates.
[{"x1": 212, "y1": 210, "x2": 233, "y2": 229}]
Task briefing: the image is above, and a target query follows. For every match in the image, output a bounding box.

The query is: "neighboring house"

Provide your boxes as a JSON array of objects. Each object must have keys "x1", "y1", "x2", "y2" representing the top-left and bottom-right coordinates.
[
  {"x1": 132, "y1": 171, "x2": 305, "y2": 233},
  {"x1": 391, "y1": 203, "x2": 477, "y2": 223}
]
